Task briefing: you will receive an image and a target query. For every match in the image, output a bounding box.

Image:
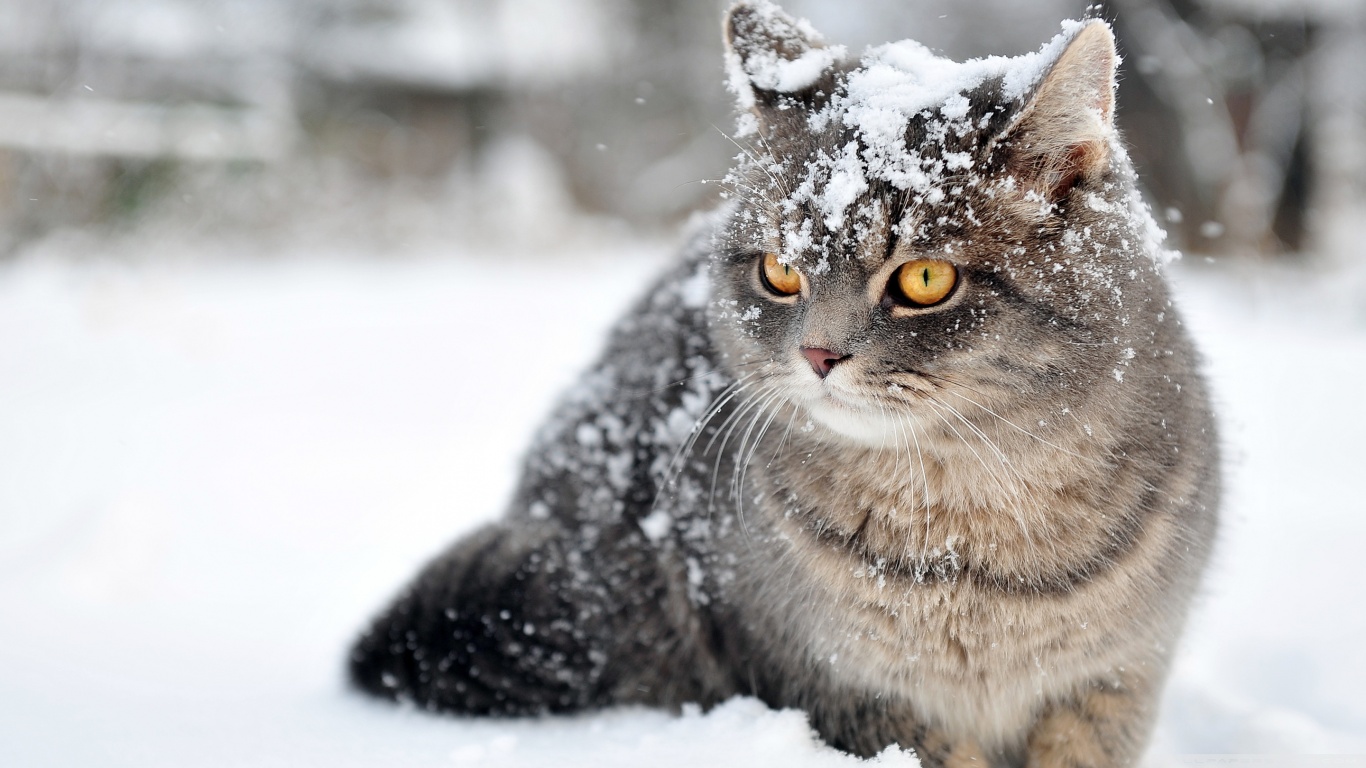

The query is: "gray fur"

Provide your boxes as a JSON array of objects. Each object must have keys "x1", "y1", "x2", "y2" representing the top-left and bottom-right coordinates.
[{"x1": 349, "y1": 5, "x2": 1219, "y2": 765}]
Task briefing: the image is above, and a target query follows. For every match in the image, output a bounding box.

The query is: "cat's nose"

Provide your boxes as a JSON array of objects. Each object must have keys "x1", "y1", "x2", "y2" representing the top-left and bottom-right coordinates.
[{"x1": 801, "y1": 347, "x2": 849, "y2": 379}]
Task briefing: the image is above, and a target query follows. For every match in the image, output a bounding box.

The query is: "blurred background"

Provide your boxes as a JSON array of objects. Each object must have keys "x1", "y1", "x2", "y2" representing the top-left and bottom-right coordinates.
[
  {"x1": 3, "y1": 1, "x2": 1366, "y2": 764},
  {"x1": 0, "y1": 0, "x2": 1362, "y2": 257}
]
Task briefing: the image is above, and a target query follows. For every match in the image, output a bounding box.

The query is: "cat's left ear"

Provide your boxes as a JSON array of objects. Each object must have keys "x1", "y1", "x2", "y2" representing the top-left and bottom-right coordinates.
[
  {"x1": 724, "y1": 1, "x2": 845, "y2": 135},
  {"x1": 993, "y1": 21, "x2": 1118, "y2": 204}
]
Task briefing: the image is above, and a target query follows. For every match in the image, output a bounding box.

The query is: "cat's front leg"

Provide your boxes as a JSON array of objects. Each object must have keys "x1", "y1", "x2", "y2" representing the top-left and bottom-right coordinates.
[
  {"x1": 804, "y1": 696, "x2": 996, "y2": 767},
  {"x1": 1024, "y1": 671, "x2": 1158, "y2": 768},
  {"x1": 912, "y1": 730, "x2": 997, "y2": 768}
]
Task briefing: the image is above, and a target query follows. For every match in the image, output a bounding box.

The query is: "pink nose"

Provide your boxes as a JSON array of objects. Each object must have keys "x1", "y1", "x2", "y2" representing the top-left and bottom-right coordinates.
[{"x1": 801, "y1": 347, "x2": 848, "y2": 379}]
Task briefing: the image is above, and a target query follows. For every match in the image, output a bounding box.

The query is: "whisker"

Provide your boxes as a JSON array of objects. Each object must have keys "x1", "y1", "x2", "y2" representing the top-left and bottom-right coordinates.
[
  {"x1": 713, "y1": 123, "x2": 791, "y2": 200},
  {"x1": 924, "y1": 397, "x2": 1050, "y2": 549},
  {"x1": 708, "y1": 383, "x2": 776, "y2": 515},
  {"x1": 659, "y1": 377, "x2": 747, "y2": 481},
  {"x1": 733, "y1": 389, "x2": 788, "y2": 540},
  {"x1": 905, "y1": 413, "x2": 934, "y2": 571},
  {"x1": 768, "y1": 401, "x2": 800, "y2": 467},
  {"x1": 922, "y1": 380, "x2": 1099, "y2": 463},
  {"x1": 750, "y1": 132, "x2": 793, "y2": 199},
  {"x1": 920, "y1": 398, "x2": 1033, "y2": 542},
  {"x1": 705, "y1": 378, "x2": 771, "y2": 456},
  {"x1": 922, "y1": 398, "x2": 1014, "y2": 492},
  {"x1": 653, "y1": 365, "x2": 778, "y2": 520},
  {"x1": 617, "y1": 359, "x2": 768, "y2": 401},
  {"x1": 879, "y1": 395, "x2": 903, "y2": 485}
]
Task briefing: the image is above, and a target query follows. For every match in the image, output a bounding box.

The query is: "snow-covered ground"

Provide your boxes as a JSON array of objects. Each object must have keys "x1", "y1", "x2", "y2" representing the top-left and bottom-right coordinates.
[{"x1": 1, "y1": 227, "x2": 1364, "y2": 766}]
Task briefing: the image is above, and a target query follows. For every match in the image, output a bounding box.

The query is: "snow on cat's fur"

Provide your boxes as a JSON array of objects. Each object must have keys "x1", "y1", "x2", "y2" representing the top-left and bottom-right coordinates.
[{"x1": 349, "y1": 3, "x2": 1219, "y2": 765}]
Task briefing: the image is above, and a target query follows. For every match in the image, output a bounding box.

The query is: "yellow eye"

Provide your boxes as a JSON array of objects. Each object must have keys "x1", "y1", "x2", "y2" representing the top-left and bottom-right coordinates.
[
  {"x1": 892, "y1": 259, "x2": 958, "y2": 307},
  {"x1": 759, "y1": 252, "x2": 802, "y2": 296}
]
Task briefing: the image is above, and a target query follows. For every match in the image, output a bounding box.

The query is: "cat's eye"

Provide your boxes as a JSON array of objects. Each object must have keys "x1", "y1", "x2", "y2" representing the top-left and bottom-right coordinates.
[
  {"x1": 890, "y1": 259, "x2": 958, "y2": 307},
  {"x1": 759, "y1": 252, "x2": 802, "y2": 296}
]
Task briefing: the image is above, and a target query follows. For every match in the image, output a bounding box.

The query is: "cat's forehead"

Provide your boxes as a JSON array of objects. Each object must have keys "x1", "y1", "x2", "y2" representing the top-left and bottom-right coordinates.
[
  {"x1": 726, "y1": 17, "x2": 1161, "y2": 280},
  {"x1": 761, "y1": 34, "x2": 1064, "y2": 189},
  {"x1": 739, "y1": 41, "x2": 1061, "y2": 271},
  {"x1": 750, "y1": 116, "x2": 1004, "y2": 275}
]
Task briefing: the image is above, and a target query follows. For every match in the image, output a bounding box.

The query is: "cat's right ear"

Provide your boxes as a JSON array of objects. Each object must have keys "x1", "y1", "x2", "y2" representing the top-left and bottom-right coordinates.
[{"x1": 724, "y1": 1, "x2": 844, "y2": 136}]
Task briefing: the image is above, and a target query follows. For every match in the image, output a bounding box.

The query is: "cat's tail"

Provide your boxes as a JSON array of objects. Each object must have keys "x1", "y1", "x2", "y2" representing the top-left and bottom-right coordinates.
[
  {"x1": 347, "y1": 517, "x2": 733, "y2": 715},
  {"x1": 347, "y1": 522, "x2": 607, "y2": 715}
]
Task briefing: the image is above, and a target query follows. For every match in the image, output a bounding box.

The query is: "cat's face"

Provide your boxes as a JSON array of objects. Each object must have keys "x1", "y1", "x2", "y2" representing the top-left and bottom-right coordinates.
[{"x1": 709, "y1": 2, "x2": 1171, "y2": 446}]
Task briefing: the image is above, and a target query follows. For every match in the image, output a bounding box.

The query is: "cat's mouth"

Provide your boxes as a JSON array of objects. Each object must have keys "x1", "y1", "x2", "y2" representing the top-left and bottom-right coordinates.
[
  {"x1": 816, "y1": 384, "x2": 867, "y2": 410},
  {"x1": 798, "y1": 381, "x2": 918, "y2": 446}
]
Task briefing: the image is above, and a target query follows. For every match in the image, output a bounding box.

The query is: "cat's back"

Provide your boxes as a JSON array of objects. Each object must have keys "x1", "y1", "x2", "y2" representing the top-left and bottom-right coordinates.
[{"x1": 508, "y1": 216, "x2": 730, "y2": 529}]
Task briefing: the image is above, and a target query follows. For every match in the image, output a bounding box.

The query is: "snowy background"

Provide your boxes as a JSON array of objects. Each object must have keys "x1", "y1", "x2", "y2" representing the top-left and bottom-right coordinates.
[
  {"x1": 2, "y1": 0, "x2": 1366, "y2": 765},
  {"x1": 3, "y1": 226, "x2": 1365, "y2": 766}
]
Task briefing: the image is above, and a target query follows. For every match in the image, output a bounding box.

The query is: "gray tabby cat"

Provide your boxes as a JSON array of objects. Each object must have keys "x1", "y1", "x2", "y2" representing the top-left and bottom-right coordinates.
[{"x1": 349, "y1": 2, "x2": 1220, "y2": 765}]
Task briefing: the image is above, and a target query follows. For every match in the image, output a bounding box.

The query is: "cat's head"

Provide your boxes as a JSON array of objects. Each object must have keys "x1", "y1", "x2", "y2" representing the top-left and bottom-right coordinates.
[{"x1": 708, "y1": 0, "x2": 1174, "y2": 447}]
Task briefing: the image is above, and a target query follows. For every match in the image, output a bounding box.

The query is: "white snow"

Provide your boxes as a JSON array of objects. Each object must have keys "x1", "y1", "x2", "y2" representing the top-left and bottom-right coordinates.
[
  {"x1": 741, "y1": 44, "x2": 845, "y2": 96},
  {"x1": 819, "y1": 19, "x2": 1087, "y2": 199},
  {"x1": 729, "y1": 15, "x2": 1177, "y2": 282},
  {"x1": 725, "y1": 0, "x2": 848, "y2": 114},
  {"x1": 819, "y1": 141, "x2": 869, "y2": 230},
  {"x1": 638, "y1": 509, "x2": 673, "y2": 544},
  {"x1": 1, "y1": 228, "x2": 1365, "y2": 765},
  {"x1": 678, "y1": 262, "x2": 711, "y2": 309}
]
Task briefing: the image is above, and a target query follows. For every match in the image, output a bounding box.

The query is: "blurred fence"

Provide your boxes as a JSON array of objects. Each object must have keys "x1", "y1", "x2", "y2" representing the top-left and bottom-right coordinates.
[{"x1": 0, "y1": 0, "x2": 1361, "y2": 256}]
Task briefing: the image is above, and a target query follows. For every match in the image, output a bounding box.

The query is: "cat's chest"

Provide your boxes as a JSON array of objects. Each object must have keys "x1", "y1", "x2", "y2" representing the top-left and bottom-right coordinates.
[
  {"x1": 719, "y1": 447, "x2": 1147, "y2": 738},
  {"x1": 761, "y1": 518, "x2": 1087, "y2": 677},
  {"x1": 738, "y1": 519, "x2": 1130, "y2": 742},
  {"x1": 750, "y1": 422, "x2": 1140, "y2": 593}
]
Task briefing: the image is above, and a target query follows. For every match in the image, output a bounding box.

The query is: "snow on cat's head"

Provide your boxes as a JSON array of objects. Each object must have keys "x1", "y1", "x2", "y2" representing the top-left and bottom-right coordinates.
[{"x1": 710, "y1": 1, "x2": 1178, "y2": 448}]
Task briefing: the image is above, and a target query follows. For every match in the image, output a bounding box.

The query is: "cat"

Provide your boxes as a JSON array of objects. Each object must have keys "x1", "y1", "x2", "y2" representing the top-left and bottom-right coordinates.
[{"x1": 348, "y1": 2, "x2": 1220, "y2": 766}]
